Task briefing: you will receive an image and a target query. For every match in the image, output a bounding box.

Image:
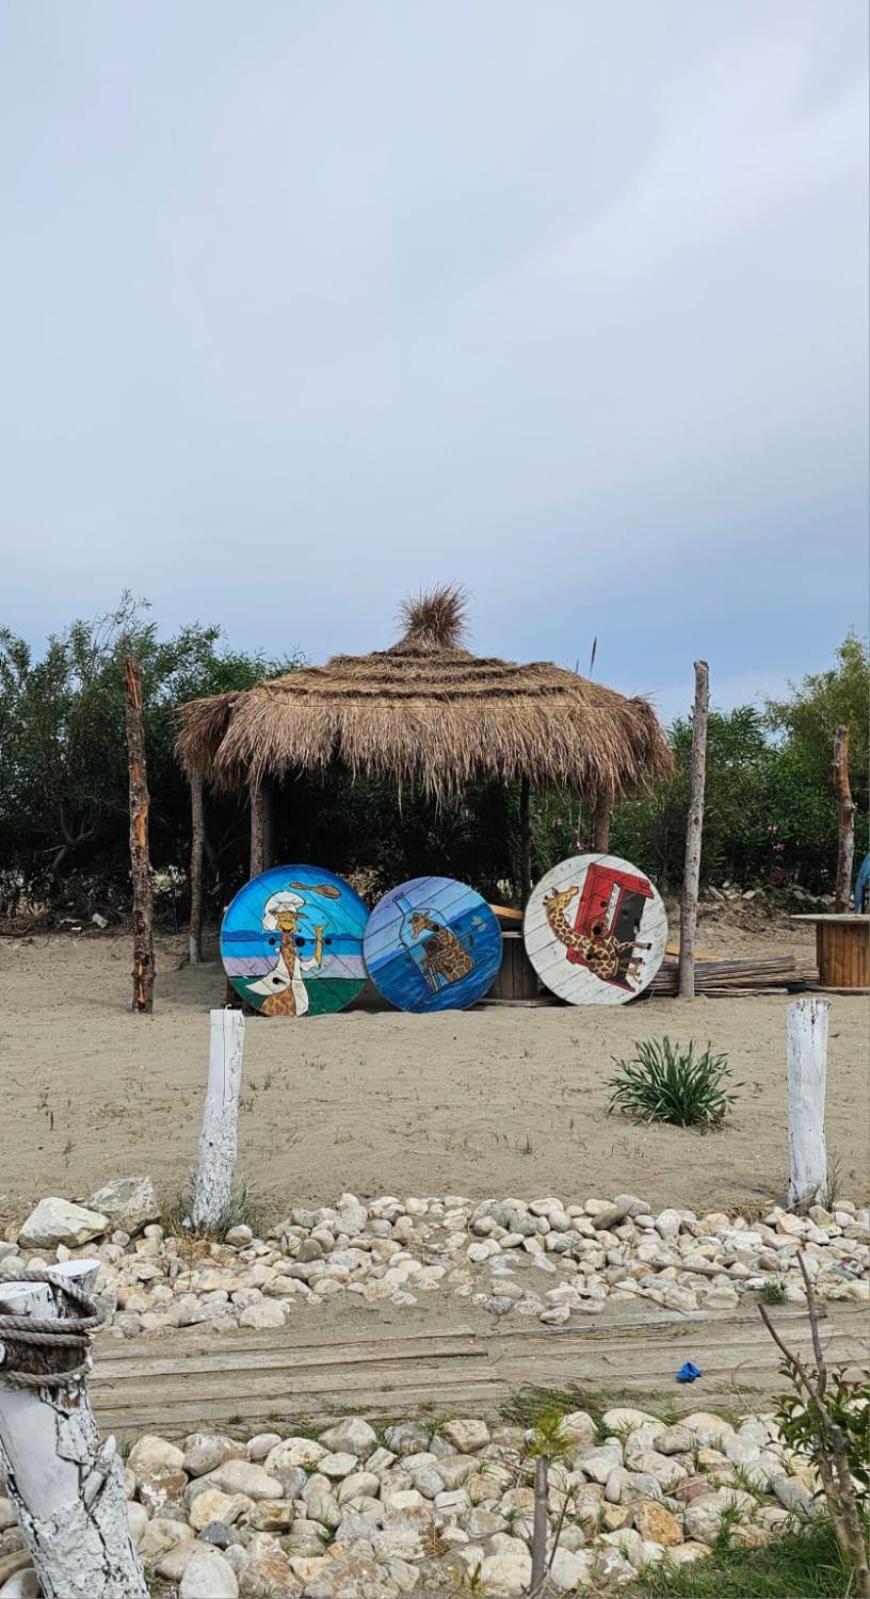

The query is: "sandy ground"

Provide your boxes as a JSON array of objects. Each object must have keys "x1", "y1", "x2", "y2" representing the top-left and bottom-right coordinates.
[{"x1": 0, "y1": 919, "x2": 867, "y2": 1230}]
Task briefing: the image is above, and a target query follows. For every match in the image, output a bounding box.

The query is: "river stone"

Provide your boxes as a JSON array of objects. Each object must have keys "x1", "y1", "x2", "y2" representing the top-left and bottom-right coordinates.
[
  {"x1": 17, "y1": 1197, "x2": 109, "y2": 1249},
  {"x1": 318, "y1": 1451, "x2": 358, "y2": 1479},
  {"x1": 205, "y1": 1461, "x2": 283, "y2": 1501},
  {"x1": 128, "y1": 1435, "x2": 185, "y2": 1476},
  {"x1": 265, "y1": 1437, "x2": 327, "y2": 1473},
  {"x1": 87, "y1": 1176, "x2": 159, "y2": 1235},
  {"x1": 480, "y1": 1533, "x2": 533, "y2": 1596},
  {"x1": 295, "y1": 1550, "x2": 398, "y2": 1599},
  {"x1": 189, "y1": 1491, "x2": 255, "y2": 1531},
  {"x1": 239, "y1": 1300, "x2": 286, "y2": 1330},
  {"x1": 183, "y1": 1434, "x2": 247, "y2": 1477},
  {"x1": 247, "y1": 1433, "x2": 282, "y2": 1462},
  {"x1": 250, "y1": 1499, "x2": 295, "y2": 1531},
  {"x1": 440, "y1": 1418, "x2": 490, "y2": 1453},
  {"x1": 683, "y1": 1491, "x2": 736, "y2": 1543},
  {"x1": 138, "y1": 1517, "x2": 195, "y2": 1560},
  {"x1": 560, "y1": 1410, "x2": 598, "y2": 1445},
  {"x1": 680, "y1": 1413, "x2": 736, "y2": 1447},
  {"x1": 549, "y1": 1546, "x2": 594, "y2": 1590},
  {"x1": 180, "y1": 1545, "x2": 239, "y2": 1599},
  {"x1": 633, "y1": 1500, "x2": 684, "y2": 1546},
  {"x1": 238, "y1": 1540, "x2": 304, "y2": 1597},
  {"x1": 126, "y1": 1502, "x2": 149, "y2": 1544},
  {"x1": 0, "y1": 1571, "x2": 41, "y2": 1599},
  {"x1": 319, "y1": 1417, "x2": 379, "y2": 1458}
]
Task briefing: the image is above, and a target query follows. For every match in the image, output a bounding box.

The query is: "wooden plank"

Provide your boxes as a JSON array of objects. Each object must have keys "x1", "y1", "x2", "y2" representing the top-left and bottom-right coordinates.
[
  {"x1": 524, "y1": 854, "x2": 668, "y2": 1005},
  {"x1": 94, "y1": 1325, "x2": 478, "y2": 1362},
  {"x1": 89, "y1": 1307, "x2": 868, "y2": 1436}
]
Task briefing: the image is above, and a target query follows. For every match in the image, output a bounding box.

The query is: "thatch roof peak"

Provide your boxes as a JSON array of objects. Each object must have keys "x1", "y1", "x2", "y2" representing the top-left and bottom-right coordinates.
[{"x1": 396, "y1": 584, "x2": 469, "y2": 651}]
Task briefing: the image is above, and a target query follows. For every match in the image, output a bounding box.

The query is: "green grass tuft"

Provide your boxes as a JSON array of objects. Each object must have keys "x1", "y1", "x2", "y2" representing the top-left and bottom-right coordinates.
[
  {"x1": 606, "y1": 1037, "x2": 740, "y2": 1129},
  {"x1": 630, "y1": 1518, "x2": 860, "y2": 1598}
]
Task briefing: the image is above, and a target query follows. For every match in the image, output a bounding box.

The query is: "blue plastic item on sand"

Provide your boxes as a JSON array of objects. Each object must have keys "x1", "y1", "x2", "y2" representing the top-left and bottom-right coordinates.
[{"x1": 676, "y1": 1361, "x2": 703, "y2": 1383}]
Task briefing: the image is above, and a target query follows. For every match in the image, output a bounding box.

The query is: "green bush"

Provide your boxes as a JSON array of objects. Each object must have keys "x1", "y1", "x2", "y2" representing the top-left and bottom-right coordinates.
[{"x1": 606, "y1": 1038, "x2": 739, "y2": 1129}]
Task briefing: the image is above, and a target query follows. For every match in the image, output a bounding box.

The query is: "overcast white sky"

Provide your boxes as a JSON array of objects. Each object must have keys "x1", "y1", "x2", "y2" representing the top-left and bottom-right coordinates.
[{"x1": 1, "y1": 0, "x2": 867, "y2": 721}]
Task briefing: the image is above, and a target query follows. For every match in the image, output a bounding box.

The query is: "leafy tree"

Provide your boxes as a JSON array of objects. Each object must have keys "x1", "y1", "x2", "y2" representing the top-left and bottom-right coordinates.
[
  {"x1": 767, "y1": 632, "x2": 869, "y2": 807},
  {"x1": 0, "y1": 595, "x2": 300, "y2": 915}
]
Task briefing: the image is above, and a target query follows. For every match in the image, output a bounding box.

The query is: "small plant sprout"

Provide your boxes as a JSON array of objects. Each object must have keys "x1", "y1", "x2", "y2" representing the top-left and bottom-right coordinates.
[
  {"x1": 760, "y1": 1280, "x2": 787, "y2": 1306},
  {"x1": 606, "y1": 1037, "x2": 740, "y2": 1128}
]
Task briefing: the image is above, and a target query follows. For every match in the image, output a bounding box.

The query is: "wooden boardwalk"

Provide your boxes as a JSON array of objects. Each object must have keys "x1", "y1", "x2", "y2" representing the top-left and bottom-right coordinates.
[{"x1": 90, "y1": 1304, "x2": 869, "y2": 1436}]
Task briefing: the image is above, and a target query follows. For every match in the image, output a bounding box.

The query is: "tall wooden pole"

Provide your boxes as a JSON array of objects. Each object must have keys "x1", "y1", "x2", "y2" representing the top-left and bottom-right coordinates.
[
  {"x1": 519, "y1": 777, "x2": 532, "y2": 905},
  {"x1": 678, "y1": 661, "x2": 710, "y2": 999},
  {"x1": 188, "y1": 771, "x2": 204, "y2": 966},
  {"x1": 124, "y1": 656, "x2": 154, "y2": 1013},
  {"x1": 591, "y1": 790, "x2": 613, "y2": 853},
  {"x1": 249, "y1": 778, "x2": 265, "y2": 880},
  {"x1": 833, "y1": 725, "x2": 855, "y2": 913}
]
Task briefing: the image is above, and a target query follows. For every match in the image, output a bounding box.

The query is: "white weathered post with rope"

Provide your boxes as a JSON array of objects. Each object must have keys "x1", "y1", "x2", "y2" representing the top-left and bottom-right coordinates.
[
  {"x1": 787, "y1": 996, "x2": 829, "y2": 1208},
  {"x1": 192, "y1": 1007, "x2": 246, "y2": 1231},
  {"x1": 0, "y1": 1262, "x2": 147, "y2": 1599}
]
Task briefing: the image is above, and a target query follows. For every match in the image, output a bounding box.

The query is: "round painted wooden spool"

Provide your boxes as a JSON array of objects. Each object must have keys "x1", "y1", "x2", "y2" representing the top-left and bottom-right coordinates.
[
  {"x1": 524, "y1": 853, "x2": 667, "y2": 1005},
  {"x1": 364, "y1": 876, "x2": 502, "y2": 1013},
  {"x1": 220, "y1": 865, "x2": 368, "y2": 1017}
]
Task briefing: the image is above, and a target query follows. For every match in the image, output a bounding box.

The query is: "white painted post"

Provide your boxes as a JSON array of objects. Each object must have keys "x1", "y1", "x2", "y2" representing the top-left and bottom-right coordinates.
[
  {"x1": 192, "y1": 1007, "x2": 246, "y2": 1231},
  {"x1": 0, "y1": 1262, "x2": 147, "y2": 1599},
  {"x1": 787, "y1": 997, "x2": 829, "y2": 1208}
]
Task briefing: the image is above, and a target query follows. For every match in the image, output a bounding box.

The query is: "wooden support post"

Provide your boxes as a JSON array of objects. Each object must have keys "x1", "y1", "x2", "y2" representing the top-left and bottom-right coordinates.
[
  {"x1": 124, "y1": 656, "x2": 154, "y2": 1013},
  {"x1": 833, "y1": 725, "x2": 855, "y2": 913},
  {"x1": 0, "y1": 1263, "x2": 148, "y2": 1599},
  {"x1": 678, "y1": 660, "x2": 710, "y2": 999},
  {"x1": 519, "y1": 777, "x2": 532, "y2": 905},
  {"x1": 188, "y1": 770, "x2": 204, "y2": 966},
  {"x1": 192, "y1": 1008, "x2": 246, "y2": 1231},
  {"x1": 787, "y1": 996, "x2": 829, "y2": 1208},
  {"x1": 249, "y1": 778, "x2": 269, "y2": 879},
  {"x1": 591, "y1": 790, "x2": 613, "y2": 853}
]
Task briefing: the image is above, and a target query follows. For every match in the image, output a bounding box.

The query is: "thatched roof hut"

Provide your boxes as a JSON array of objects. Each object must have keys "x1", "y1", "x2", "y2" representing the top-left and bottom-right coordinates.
[{"x1": 177, "y1": 588, "x2": 672, "y2": 808}]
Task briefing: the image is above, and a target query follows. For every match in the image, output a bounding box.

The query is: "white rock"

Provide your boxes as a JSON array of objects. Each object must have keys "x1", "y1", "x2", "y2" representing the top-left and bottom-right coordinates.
[
  {"x1": 247, "y1": 1432, "x2": 282, "y2": 1461},
  {"x1": 318, "y1": 1451, "x2": 358, "y2": 1479},
  {"x1": 126, "y1": 1501, "x2": 149, "y2": 1544},
  {"x1": 179, "y1": 1545, "x2": 239, "y2": 1598},
  {"x1": 182, "y1": 1433, "x2": 246, "y2": 1477},
  {"x1": 681, "y1": 1413, "x2": 736, "y2": 1448},
  {"x1": 480, "y1": 1533, "x2": 533, "y2": 1595},
  {"x1": 0, "y1": 1571, "x2": 41, "y2": 1599},
  {"x1": 549, "y1": 1547, "x2": 593, "y2": 1590},
  {"x1": 128, "y1": 1434, "x2": 185, "y2": 1475},
  {"x1": 440, "y1": 1418, "x2": 490, "y2": 1453},
  {"x1": 87, "y1": 1176, "x2": 159, "y2": 1235},
  {"x1": 266, "y1": 1437, "x2": 327, "y2": 1473},
  {"x1": 17, "y1": 1197, "x2": 109, "y2": 1249},
  {"x1": 319, "y1": 1417, "x2": 378, "y2": 1457},
  {"x1": 239, "y1": 1300, "x2": 286, "y2": 1330}
]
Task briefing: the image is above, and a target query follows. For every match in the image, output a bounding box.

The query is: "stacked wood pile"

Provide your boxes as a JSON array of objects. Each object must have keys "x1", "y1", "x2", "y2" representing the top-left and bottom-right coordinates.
[{"x1": 651, "y1": 954, "x2": 818, "y2": 997}]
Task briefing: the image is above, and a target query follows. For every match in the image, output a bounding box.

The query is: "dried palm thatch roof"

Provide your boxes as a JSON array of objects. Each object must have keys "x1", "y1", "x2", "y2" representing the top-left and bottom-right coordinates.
[{"x1": 176, "y1": 586, "x2": 672, "y2": 799}]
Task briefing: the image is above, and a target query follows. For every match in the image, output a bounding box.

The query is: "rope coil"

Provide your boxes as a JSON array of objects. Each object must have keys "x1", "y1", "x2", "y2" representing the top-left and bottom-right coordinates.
[{"x1": 0, "y1": 1270, "x2": 104, "y2": 1390}]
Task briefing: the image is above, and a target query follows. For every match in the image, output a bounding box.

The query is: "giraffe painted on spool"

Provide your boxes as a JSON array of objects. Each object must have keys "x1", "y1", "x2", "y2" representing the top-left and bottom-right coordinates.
[{"x1": 543, "y1": 883, "x2": 645, "y2": 984}]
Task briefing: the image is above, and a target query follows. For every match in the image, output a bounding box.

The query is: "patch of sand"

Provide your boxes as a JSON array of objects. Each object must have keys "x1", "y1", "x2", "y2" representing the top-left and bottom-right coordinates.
[{"x1": 0, "y1": 926, "x2": 866, "y2": 1229}]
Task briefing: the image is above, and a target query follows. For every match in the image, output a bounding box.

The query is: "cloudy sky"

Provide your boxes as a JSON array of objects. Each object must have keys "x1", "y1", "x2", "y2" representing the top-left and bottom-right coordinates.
[{"x1": 1, "y1": 0, "x2": 867, "y2": 721}]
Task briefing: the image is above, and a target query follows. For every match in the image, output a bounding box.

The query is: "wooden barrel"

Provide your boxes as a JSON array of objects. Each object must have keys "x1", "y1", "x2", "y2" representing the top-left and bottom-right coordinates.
[
  {"x1": 815, "y1": 916, "x2": 870, "y2": 989},
  {"x1": 487, "y1": 932, "x2": 540, "y2": 1001}
]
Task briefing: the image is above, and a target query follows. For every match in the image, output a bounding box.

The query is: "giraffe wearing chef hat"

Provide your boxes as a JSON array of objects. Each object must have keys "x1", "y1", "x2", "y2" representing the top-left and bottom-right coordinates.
[{"x1": 247, "y1": 881, "x2": 341, "y2": 1016}]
